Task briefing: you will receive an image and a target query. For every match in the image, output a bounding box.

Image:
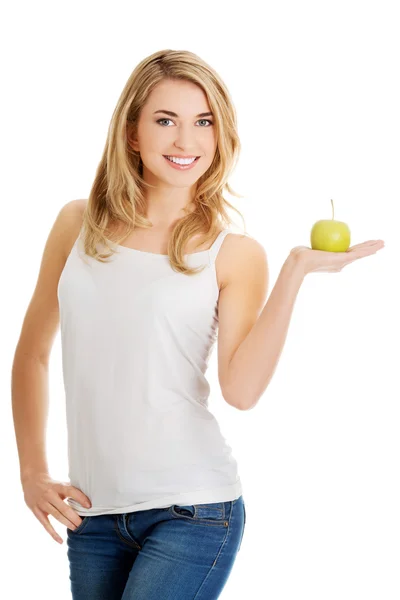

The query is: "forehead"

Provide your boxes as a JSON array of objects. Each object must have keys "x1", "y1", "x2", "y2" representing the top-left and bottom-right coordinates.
[{"x1": 144, "y1": 79, "x2": 210, "y2": 113}]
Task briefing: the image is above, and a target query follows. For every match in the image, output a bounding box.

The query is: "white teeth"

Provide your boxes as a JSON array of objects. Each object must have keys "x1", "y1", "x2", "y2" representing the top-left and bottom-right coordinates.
[{"x1": 166, "y1": 156, "x2": 197, "y2": 165}]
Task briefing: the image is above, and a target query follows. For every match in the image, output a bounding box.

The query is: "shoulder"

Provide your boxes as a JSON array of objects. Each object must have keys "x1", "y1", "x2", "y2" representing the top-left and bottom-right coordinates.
[
  {"x1": 65, "y1": 198, "x2": 87, "y2": 218},
  {"x1": 59, "y1": 198, "x2": 87, "y2": 222},
  {"x1": 58, "y1": 199, "x2": 88, "y2": 258},
  {"x1": 219, "y1": 232, "x2": 268, "y2": 289},
  {"x1": 223, "y1": 231, "x2": 267, "y2": 261}
]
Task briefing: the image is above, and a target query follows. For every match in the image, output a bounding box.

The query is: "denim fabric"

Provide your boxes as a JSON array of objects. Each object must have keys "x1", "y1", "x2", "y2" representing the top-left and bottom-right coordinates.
[{"x1": 66, "y1": 495, "x2": 246, "y2": 599}]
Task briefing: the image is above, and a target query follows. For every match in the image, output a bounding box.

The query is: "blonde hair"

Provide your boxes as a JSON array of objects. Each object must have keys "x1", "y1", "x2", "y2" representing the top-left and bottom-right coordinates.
[{"x1": 81, "y1": 48, "x2": 246, "y2": 276}]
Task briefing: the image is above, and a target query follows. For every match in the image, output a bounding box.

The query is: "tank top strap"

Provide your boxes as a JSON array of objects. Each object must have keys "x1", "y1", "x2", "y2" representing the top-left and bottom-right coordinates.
[{"x1": 208, "y1": 228, "x2": 232, "y2": 263}]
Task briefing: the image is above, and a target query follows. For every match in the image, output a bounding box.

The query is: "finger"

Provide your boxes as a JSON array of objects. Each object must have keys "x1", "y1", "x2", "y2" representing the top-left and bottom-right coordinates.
[
  {"x1": 354, "y1": 244, "x2": 384, "y2": 258},
  {"x1": 33, "y1": 506, "x2": 63, "y2": 544},
  {"x1": 344, "y1": 247, "x2": 381, "y2": 266},
  {"x1": 42, "y1": 498, "x2": 83, "y2": 530},
  {"x1": 56, "y1": 483, "x2": 92, "y2": 509},
  {"x1": 347, "y1": 240, "x2": 383, "y2": 252}
]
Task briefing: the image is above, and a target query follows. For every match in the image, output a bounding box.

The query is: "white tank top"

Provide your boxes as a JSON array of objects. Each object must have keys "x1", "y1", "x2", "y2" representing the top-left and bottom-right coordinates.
[{"x1": 57, "y1": 226, "x2": 243, "y2": 516}]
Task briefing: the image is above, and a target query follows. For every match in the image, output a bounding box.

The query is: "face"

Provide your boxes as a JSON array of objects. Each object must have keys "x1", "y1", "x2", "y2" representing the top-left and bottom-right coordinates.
[{"x1": 127, "y1": 79, "x2": 217, "y2": 193}]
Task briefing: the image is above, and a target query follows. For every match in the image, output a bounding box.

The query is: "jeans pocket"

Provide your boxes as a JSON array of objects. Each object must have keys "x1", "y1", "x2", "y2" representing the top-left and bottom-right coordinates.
[
  {"x1": 171, "y1": 502, "x2": 226, "y2": 524},
  {"x1": 173, "y1": 505, "x2": 196, "y2": 518},
  {"x1": 68, "y1": 516, "x2": 91, "y2": 535}
]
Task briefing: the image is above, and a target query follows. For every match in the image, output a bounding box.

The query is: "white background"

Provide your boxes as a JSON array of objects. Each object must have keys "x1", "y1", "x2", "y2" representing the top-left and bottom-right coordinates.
[{"x1": 2, "y1": 0, "x2": 399, "y2": 598}]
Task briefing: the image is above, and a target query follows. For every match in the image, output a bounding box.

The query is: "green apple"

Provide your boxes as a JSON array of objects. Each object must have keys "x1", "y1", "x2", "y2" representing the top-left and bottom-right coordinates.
[{"x1": 310, "y1": 199, "x2": 351, "y2": 252}]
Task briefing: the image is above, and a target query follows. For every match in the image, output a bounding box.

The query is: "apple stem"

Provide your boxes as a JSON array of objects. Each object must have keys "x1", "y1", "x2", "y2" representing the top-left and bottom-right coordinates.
[{"x1": 331, "y1": 198, "x2": 335, "y2": 220}]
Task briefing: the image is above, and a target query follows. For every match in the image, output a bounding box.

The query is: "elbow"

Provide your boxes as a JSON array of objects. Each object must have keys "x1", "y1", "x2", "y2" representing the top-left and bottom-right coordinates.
[
  {"x1": 230, "y1": 387, "x2": 266, "y2": 411},
  {"x1": 222, "y1": 371, "x2": 273, "y2": 412},
  {"x1": 238, "y1": 398, "x2": 257, "y2": 411},
  {"x1": 241, "y1": 377, "x2": 273, "y2": 410},
  {"x1": 223, "y1": 390, "x2": 257, "y2": 411},
  {"x1": 222, "y1": 388, "x2": 246, "y2": 411}
]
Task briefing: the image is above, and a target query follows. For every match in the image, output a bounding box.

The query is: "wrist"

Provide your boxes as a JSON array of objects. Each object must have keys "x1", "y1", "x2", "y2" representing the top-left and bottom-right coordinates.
[
  {"x1": 284, "y1": 252, "x2": 307, "y2": 281},
  {"x1": 21, "y1": 467, "x2": 49, "y2": 484}
]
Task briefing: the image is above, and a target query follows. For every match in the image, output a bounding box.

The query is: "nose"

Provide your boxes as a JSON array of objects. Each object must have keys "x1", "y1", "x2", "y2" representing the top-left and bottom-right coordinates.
[{"x1": 173, "y1": 123, "x2": 200, "y2": 152}]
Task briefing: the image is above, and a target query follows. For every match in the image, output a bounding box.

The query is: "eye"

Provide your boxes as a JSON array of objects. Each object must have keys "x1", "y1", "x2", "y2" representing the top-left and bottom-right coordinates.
[
  {"x1": 198, "y1": 119, "x2": 213, "y2": 127},
  {"x1": 156, "y1": 118, "x2": 213, "y2": 127}
]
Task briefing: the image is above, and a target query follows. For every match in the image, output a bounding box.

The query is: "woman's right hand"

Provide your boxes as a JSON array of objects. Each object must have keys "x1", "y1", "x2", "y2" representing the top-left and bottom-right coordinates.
[{"x1": 22, "y1": 472, "x2": 92, "y2": 544}]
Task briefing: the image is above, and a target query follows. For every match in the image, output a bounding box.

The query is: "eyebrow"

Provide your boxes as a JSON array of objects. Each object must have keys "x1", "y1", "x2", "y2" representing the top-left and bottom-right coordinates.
[{"x1": 153, "y1": 110, "x2": 214, "y2": 118}]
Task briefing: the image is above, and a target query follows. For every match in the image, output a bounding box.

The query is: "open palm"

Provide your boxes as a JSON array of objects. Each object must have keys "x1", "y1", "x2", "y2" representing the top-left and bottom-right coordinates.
[{"x1": 290, "y1": 239, "x2": 385, "y2": 275}]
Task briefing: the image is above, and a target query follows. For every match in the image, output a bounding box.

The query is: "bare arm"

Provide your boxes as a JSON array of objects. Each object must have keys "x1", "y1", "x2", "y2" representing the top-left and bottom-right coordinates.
[
  {"x1": 12, "y1": 354, "x2": 51, "y2": 483},
  {"x1": 220, "y1": 237, "x2": 384, "y2": 411},
  {"x1": 224, "y1": 254, "x2": 304, "y2": 410},
  {"x1": 217, "y1": 236, "x2": 304, "y2": 412},
  {"x1": 11, "y1": 199, "x2": 86, "y2": 483}
]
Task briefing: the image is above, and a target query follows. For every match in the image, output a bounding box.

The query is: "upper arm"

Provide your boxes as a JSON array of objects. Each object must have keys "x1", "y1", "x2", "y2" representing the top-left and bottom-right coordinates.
[
  {"x1": 14, "y1": 199, "x2": 86, "y2": 365},
  {"x1": 217, "y1": 235, "x2": 269, "y2": 409}
]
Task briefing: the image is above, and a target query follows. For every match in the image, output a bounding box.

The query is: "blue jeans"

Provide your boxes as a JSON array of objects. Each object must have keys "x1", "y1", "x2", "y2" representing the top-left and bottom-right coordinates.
[{"x1": 66, "y1": 495, "x2": 246, "y2": 599}]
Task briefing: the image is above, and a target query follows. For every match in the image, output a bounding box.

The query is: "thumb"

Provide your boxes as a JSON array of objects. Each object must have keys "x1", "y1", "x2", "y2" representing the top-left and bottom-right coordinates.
[{"x1": 61, "y1": 483, "x2": 92, "y2": 508}]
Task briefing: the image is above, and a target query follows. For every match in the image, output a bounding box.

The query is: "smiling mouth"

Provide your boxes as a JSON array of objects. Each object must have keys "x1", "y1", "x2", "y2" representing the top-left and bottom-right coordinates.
[
  {"x1": 162, "y1": 156, "x2": 201, "y2": 171},
  {"x1": 163, "y1": 156, "x2": 200, "y2": 162}
]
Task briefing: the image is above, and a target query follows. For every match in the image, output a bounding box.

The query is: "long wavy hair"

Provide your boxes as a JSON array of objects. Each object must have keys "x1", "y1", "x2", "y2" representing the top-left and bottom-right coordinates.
[{"x1": 81, "y1": 49, "x2": 246, "y2": 276}]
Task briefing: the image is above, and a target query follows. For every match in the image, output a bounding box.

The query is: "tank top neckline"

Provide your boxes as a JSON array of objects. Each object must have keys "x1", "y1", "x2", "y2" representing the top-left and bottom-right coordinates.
[{"x1": 103, "y1": 228, "x2": 229, "y2": 258}]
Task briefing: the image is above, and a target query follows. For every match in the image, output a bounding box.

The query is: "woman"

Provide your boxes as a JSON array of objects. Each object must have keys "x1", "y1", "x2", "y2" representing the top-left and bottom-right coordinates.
[{"x1": 12, "y1": 49, "x2": 384, "y2": 599}]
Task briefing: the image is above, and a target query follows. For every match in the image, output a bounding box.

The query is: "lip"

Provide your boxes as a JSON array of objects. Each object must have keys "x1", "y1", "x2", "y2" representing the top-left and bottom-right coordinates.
[
  {"x1": 163, "y1": 155, "x2": 200, "y2": 171},
  {"x1": 165, "y1": 155, "x2": 199, "y2": 158}
]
